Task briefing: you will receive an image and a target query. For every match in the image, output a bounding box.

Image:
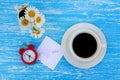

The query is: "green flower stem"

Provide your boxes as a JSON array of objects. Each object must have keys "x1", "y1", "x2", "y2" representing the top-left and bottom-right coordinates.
[{"x1": 33, "y1": 26, "x2": 38, "y2": 31}]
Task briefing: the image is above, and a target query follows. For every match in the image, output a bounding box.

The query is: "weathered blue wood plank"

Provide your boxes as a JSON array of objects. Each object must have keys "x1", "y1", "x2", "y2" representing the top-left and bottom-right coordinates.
[{"x1": 0, "y1": 0, "x2": 120, "y2": 80}]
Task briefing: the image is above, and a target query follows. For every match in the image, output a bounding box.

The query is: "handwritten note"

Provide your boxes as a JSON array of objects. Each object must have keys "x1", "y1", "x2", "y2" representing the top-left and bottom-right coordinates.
[{"x1": 37, "y1": 36, "x2": 63, "y2": 70}]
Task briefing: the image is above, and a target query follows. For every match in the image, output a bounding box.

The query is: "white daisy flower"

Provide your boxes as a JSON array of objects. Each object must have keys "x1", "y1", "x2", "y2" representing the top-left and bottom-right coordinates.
[
  {"x1": 31, "y1": 28, "x2": 45, "y2": 38},
  {"x1": 25, "y1": 6, "x2": 39, "y2": 22},
  {"x1": 34, "y1": 13, "x2": 45, "y2": 29},
  {"x1": 19, "y1": 17, "x2": 30, "y2": 30}
]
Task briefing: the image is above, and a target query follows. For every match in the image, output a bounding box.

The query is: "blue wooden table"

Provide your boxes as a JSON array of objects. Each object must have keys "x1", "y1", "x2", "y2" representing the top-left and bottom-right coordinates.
[{"x1": 0, "y1": 0, "x2": 120, "y2": 80}]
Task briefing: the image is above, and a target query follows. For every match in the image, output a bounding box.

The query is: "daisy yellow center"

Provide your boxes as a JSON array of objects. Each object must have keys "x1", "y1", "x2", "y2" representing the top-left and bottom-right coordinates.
[
  {"x1": 36, "y1": 16, "x2": 41, "y2": 23},
  {"x1": 36, "y1": 30, "x2": 41, "y2": 35},
  {"x1": 22, "y1": 19, "x2": 29, "y2": 26},
  {"x1": 28, "y1": 10, "x2": 35, "y2": 17}
]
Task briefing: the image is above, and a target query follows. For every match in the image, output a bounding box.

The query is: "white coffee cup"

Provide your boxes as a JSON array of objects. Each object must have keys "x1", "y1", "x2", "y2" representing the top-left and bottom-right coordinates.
[{"x1": 62, "y1": 23, "x2": 107, "y2": 68}]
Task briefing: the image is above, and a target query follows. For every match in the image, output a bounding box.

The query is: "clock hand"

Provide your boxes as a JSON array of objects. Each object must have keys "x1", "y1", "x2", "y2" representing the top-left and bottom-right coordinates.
[
  {"x1": 28, "y1": 55, "x2": 31, "y2": 61},
  {"x1": 25, "y1": 53, "x2": 34, "y2": 60},
  {"x1": 25, "y1": 53, "x2": 30, "y2": 56},
  {"x1": 29, "y1": 55, "x2": 34, "y2": 60},
  {"x1": 25, "y1": 53, "x2": 31, "y2": 61}
]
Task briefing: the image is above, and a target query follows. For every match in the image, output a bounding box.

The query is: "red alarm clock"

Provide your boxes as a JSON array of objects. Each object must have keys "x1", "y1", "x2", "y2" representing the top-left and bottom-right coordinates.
[{"x1": 19, "y1": 43, "x2": 38, "y2": 64}]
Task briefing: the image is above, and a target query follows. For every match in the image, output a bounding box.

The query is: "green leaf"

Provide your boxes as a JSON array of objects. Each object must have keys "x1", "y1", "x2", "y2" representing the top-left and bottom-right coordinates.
[{"x1": 33, "y1": 27, "x2": 37, "y2": 31}]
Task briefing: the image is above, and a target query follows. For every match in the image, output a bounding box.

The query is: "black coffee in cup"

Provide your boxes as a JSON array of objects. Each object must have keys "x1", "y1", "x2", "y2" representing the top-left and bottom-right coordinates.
[{"x1": 72, "y1": 33, "x2": 97, "y2": 58}]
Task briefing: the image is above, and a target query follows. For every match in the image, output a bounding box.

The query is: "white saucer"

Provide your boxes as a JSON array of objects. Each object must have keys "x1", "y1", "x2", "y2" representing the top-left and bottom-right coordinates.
[{"x1": 62, "y1": 23, "x2": 107, "y2": 68}]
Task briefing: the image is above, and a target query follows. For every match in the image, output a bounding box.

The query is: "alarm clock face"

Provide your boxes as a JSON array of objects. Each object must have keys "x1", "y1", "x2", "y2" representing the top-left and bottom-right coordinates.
[{"x1": 22, "y1": 49, "x2": 37, "y2": 64}]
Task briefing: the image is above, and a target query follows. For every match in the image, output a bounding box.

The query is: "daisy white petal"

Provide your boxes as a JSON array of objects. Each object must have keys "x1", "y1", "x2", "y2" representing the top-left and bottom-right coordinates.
[
  {"x1": 14, "y1": 3, "x2": 28, "y2": 11},
  {"x1": 31, "y1": 28, "x2": 45, "y2": 38},
  {"x1": 34, "y1": 13, "x2": 45, "y2": 29},
  {"x1": 25, "y1": 6, "x2": 39, "y2": 22},
  {"x1": 19, "y1": 17, "x2": 30, "y2": 30}
]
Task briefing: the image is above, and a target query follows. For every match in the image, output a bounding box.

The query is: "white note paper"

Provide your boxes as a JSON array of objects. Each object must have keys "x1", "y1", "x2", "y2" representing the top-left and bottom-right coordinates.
[{"x1": 37, "y1": 36, "x2": 63, "y2": 70}]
